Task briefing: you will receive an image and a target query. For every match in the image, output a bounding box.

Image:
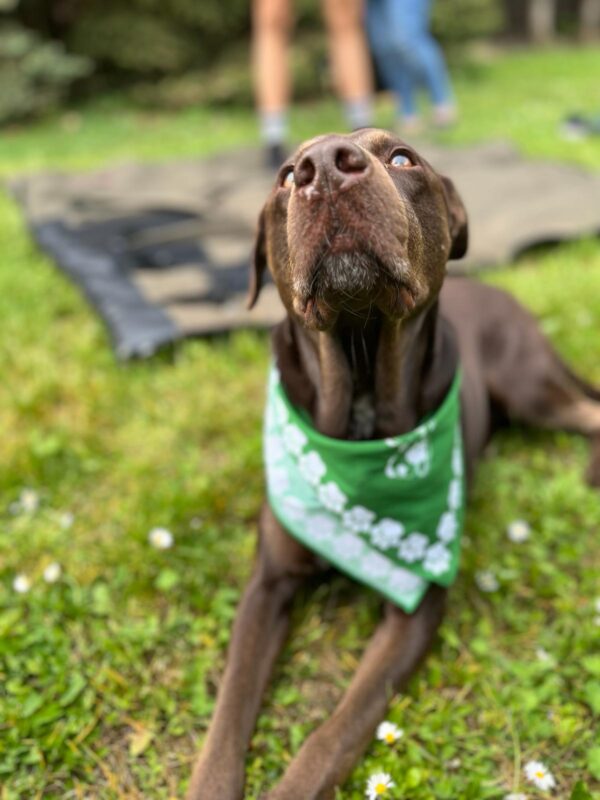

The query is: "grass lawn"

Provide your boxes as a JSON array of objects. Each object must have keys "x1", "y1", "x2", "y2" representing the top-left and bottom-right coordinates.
[{"x1": 1, "y1": 46, "x2": 599, "y2": 800}]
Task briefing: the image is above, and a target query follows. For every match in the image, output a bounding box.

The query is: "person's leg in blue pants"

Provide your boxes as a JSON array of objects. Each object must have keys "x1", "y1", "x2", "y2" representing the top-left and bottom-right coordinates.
[
  {"x1": 367, "y1": 0, "x2": 456, "y2": 130},
  {"x1": 367, "y1": 0, "x2": 419, "y2": 124}
]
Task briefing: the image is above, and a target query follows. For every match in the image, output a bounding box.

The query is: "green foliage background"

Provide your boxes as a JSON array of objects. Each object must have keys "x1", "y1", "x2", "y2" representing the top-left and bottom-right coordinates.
[
  {"x1": 0, "y1": 0, "x2": 505, "y2": 122},
  {"x1": 0, "y1": 21, "x2": 91, "y2": 123}
]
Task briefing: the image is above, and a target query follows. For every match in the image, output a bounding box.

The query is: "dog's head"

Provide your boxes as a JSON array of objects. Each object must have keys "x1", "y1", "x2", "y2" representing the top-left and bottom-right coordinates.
[{"x1": 249, "y1": 128, "x2": 468, "y2": 331}]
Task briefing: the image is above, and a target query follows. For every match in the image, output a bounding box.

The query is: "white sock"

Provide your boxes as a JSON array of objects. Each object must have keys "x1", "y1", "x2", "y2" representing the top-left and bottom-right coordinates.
[
  {"x1": 344, "y1": 97, "x2": 374, "y2": 130},
  {"x1": 260, "y1": 110, "x2": 288, "y2": 146}
]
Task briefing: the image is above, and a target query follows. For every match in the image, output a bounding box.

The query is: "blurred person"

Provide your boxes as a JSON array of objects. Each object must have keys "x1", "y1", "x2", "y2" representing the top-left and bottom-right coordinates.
[
  {"x1": 366, "y1": 0, "x2": 456, "y2": 134},
  {"x1": 252, "y1": 0, "x2": 374, "y2": 167}
]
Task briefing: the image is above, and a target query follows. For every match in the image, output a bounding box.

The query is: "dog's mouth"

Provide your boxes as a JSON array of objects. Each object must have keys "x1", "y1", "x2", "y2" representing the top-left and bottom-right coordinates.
[
  {"x1": 292, "y1": 248, "x2": 418, "y2": 331},
  {"x1": 286, "y1": 175, "x2": 425, "y2": 330}
]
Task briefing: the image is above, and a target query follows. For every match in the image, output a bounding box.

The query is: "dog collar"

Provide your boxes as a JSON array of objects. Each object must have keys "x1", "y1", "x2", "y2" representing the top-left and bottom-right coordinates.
[{"x1": 264, "y1": 365, "x2": 465, "y2": 613}]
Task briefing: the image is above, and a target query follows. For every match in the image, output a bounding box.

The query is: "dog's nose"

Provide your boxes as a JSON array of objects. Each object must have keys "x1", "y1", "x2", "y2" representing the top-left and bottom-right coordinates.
[{"x1": 294, "y1": 139, "x2": 370, "y2": 194}]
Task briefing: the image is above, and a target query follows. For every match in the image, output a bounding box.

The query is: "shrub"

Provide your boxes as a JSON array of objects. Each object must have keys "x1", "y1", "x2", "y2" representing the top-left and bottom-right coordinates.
[
  {"x1": 432, "y1": 0, "x2": 504, "y2": 43},
  {"x1": 0, "y1": 21, "x2": 91, "y2": 124},
  {"x1": 67, "y1": 0, "x2": 250, "y2": 74}
]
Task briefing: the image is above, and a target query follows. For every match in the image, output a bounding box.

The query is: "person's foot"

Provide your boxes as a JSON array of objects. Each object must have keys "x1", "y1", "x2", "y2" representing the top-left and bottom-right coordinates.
[
  {"x1": 265, "y1": 143, "x2": 287, "y2": 171},
  {"x1": 432, "y1": 104, "x2": 458, "y2": 129}
]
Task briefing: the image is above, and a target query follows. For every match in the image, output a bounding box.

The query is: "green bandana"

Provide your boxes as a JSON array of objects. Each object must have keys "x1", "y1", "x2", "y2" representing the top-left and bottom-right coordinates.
[{"x1": 264, "y1": 366, "x2": 465, "y2": 613}]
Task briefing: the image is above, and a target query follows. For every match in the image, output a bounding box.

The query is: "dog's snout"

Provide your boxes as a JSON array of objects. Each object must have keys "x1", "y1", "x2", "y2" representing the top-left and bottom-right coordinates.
[
  {"x1": 294, "y1": 139, "x2": 370, "y2": 195},
  {"x1": 295, "y1": 154, "x2": 317, "y2": 189},
  {"x1": 335, "y1": 143, "x2": 368, "y2": 175}
]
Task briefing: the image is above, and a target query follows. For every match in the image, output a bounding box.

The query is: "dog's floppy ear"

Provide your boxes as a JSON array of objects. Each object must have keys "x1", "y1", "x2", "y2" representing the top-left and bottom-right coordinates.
[
  {"x1": 441, "y1": 175, "x2": 468, "y2": 260},
  {"x1": 247, "y1": 208, "x2": 267, "y2": 309}
]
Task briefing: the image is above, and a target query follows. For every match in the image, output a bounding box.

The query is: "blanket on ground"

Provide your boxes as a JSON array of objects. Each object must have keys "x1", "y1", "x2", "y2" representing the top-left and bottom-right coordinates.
[{"x1": 9, "y1": 142, "x2": 600, "y2": 358}]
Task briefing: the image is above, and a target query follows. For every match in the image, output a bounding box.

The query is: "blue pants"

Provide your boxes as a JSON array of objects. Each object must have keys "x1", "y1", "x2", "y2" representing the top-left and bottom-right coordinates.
[{"x1": 366, "y1": 0, "x2": 453, "y2": 117}]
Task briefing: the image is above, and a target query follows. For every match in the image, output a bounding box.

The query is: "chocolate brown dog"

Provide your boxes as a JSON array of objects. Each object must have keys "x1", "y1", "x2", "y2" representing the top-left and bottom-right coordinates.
[{"x1": 187, "y1": 129, "x2": 600, "y2": 800}]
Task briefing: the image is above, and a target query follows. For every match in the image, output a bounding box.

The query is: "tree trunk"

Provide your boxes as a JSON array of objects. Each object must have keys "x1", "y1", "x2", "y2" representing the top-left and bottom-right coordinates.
[
  {"x1": 579, "y1": 0, "x2": 600, "y2": 38},
  {"x1": 528, "y1": 0, "x2": 558, "y2": 41},
  {"x1": 502, "y1": 0, "x2": 529, "y2": 38}
]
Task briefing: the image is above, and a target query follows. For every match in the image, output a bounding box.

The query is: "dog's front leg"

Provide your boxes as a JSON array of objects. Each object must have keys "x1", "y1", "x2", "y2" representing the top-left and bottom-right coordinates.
[
  {"x1": 186, "y1": 504, "x2": 318, "y2": 800},
  {"x1": 263, "y1": 585, "x2": 446, "y2": 800}
]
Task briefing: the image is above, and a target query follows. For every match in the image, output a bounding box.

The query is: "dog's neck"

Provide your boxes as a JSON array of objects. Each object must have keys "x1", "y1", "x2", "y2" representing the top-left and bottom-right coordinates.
[{"x1": 274, "y1": 301, "x2": 457, "y2": 441}]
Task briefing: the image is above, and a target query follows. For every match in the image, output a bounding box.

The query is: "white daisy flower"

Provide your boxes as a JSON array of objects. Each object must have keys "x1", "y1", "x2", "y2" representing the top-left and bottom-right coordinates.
[
  {"x1": 370, "y1": 518, "x2": 404, "y2": 549},
  {"x1": 376, "y1": 721, "x2": 404, "y2": 744},
  {"x1": 13, "y1": 574, "x2": 31, "y2": 594},
  {"x1": 59, "y1": 511, "x2": 75, "y2": 530},
  {"x1": 507, "y1": 519, "x2": 531, "y2": 543},
  {"x1": 524, "y1": 760, "x2": 556, "y2": 791},
  {"x1": 43, "y1": 562, "x2": 62, "y2": 583},
  {"x1": 447, "y1": 479, "x2": 462, "y2": 510},
  {"x1": 423, "y1": 543, "x2": 451, "y2": 576},
  {"x1": 19, "y1": 488, "x2": 40, "y2": 513},
  {"x1": 342, "y1": 506, "x2": 376, "y2": 534},
  {"x1": 475, "y1": 569, "x2": 499, "y2": 593},
  {"x1": 307, "y1": 512, "x2": 337, "y2": 542},
  {"x1": 148, "y1": 527, "x2": 174, "y2": 550},
  {"x1": 388, "y1": 567, "x2": 426, "y2": 595},
  {"x1": 318, "y1": 482, "x2": 347, "y2": 513},
  {"x1": 437, "y1": 511, "x2": 458, "y2": 543},
  {"x1": 366, "y1": 772, "x2": 394, "y2": 798},
  {"x1": 283, "y1": 424, "x2": 307, "y2": 456},
  {"x1": 535, "y1": 647, "x2": 552, "y2": 663},
  {"x1": 298, "y1": 451, "x2": 326, "y2": 485},
  {"x1": 398, "y1": 532, "x2": 428, "y2": 563},
  {"x1": 504, "y1": 794, "x2": 528, "y2": 800},
  {"x1": 362, "y1": 550, "x2": 391, "y2": 579}
]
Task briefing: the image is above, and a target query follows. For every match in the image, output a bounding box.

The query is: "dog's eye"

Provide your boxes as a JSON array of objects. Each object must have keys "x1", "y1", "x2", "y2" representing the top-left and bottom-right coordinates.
[
  {"x1": 390, "y1": 151, "x2": 414, "y2": 168},
  {"x1": 281, "y1": 167, "x2": 295, "y2": 188}
]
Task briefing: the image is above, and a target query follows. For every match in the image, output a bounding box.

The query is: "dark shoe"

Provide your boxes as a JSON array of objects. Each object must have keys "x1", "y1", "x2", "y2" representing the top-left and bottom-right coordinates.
[{"x1": 265, "y1": 143, "x2": 287, "y2": 171}]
